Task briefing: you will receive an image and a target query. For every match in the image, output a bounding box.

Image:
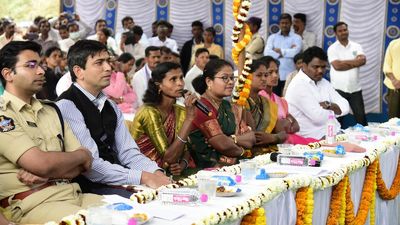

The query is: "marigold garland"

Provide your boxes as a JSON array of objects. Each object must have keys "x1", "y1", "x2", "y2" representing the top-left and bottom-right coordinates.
[
  {"x1": 369, "y1": 180, "x2": 376, "y2": 225},
  {"x1": 295, "y1": 187, "x2": 313, "y2": 225},
  {"x1": 376, "y1": 158, "x2": 400, "y2": 199},
  {"x1": 326, "y1": 175, "x2": 348, "y2": 225},
  {"x1": 231, "y1": 0, "x2": 253, "y2": 106},
  {"x1": 241, "y1": 208, "x2": 266, "y2": 225},
  {"x1": 345, "y1": 160, "x2": 378, "y2": 225}
]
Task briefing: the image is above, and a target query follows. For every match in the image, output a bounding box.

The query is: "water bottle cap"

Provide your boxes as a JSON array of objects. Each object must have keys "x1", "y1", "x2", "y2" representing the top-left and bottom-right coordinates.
[
  {"x1": 235, "y1": 175, "x2": 242, "y2": 183},
  {"x1": 200, "y1": 194, "x2": 208, "y2": 203},
  {"x1": 128, "y1": 218, "x2": 137, "y2": 225}
]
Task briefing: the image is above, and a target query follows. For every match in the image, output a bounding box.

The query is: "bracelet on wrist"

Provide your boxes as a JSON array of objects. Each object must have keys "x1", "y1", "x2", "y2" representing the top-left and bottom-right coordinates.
[
  {"x1": 179, "y1": 158, "x2": 189, "y2": 169},
  {"x1": 176, "y1": 134, "x2": 187, "y2": 143},
  {"x1": 239, "y1": 147, "x2": 245, "y2": 157},
  {"x1": 230, "y1": 134, "x2": 238, "y2": 144}
]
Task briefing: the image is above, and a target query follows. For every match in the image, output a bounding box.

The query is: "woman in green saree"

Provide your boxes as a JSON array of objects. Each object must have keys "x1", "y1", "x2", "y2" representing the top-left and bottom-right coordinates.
[
  {"x1": 129, "y1": 62, "x2": 197, "y2": 176},
  {"x1": 190, "y1": 59, "x2": 255, "y2": 169}
]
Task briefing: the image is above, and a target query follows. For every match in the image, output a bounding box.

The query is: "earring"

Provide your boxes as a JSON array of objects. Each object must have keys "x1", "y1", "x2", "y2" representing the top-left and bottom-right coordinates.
[
  {"x1": 158, "y1": 89, "x2": 162, "y2": 94},
  {"x1": 207, "y1": 86, "x2": 211, "y2": 90}
]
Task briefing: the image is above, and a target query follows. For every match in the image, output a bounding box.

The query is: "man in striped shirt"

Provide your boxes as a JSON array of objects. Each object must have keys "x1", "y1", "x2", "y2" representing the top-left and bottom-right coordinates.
[{"x1": 56, "y1": 40, "x2": 171, "y2": 198}]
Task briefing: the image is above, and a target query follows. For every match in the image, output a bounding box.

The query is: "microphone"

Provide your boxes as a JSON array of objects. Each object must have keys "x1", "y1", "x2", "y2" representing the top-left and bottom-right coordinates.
[
  {"x1": 181, "y1": 90, "x2": 213, "y2": 117},
  {"x1": 270, "y1": 152, "x2": 281, "y2": 162}
]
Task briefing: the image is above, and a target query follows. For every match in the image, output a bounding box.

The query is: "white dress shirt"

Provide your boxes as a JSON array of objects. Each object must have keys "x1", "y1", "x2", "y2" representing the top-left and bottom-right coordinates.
[
  {"x1": 184, "y1": 65, "x2": 203, "y2": 95},
  {"x1": 148, "y1": 36, "x2": 178, "y2": 53},
  {"x1": 327, "y1": 40, "x2": 365, "y2": 93},
  {"x1": 124, "y1": 42, "x2": 145, "y2": 60},
  {"x1": 87, "y1": 34, "x2": 121, "y2": 55},
  {"x1": 131, "y1": 64, "x2": 152, "y2": 107},
  {"x1": 56, "y1": 72, "x2": 73, "y2": 96},
  {"x1": 301, "y1": 31, "x2": 317, "y2": 51},
  {"x1": 285, "y1": 69, "x2": 350, "y2": 139}
]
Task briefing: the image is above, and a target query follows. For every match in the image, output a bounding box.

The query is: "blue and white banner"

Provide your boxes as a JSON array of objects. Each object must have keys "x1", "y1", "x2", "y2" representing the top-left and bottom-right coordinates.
[
  {"x1": 105, "y1": 0, "x2": 118, "y2": 33},
  {"x1": 267, "y1": 0, "x2": 283, "y2": 35},
  {"x1": 61, "y1": 0, "x2": 75, "y2": 14},
  {"x1": 156, "y1": 0, "x2": 169, "y2": 21},
  {"x1": 211, "y1": 0, "x2": 224, "y2": 48}
]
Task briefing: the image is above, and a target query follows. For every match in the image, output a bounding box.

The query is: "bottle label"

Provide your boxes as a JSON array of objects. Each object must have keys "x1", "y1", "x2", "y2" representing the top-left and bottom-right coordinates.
[
  {"x1": 161, "y1": 193, "x2": 191, "y2": 203},
  {"x1": 327, "y1": 125, "x2": 334, "y2": 137}
]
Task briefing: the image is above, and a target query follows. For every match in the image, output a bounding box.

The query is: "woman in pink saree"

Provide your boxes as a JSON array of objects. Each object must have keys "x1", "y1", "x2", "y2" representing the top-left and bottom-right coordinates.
[{"x1": 258, "y1": 56, "x2": 318, "y2": 145}]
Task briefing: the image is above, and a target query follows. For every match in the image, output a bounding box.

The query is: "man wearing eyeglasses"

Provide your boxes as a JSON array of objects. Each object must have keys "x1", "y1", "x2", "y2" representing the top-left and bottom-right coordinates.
[{"x1": 0, "y1": 41, "x2": 103, "y2": 224}]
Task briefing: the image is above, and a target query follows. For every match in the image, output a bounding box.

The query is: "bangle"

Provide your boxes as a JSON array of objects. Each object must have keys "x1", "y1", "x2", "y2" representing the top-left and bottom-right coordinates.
[
  {"x1": 176, "y1": 134, "x2": 187, "y2": 143},
  {"x1": 239, "y1": 147, "x2": 245, "y2": 157},
  {"x1": 179, "y1": 158, "x2": 189, "y2": 169},
  {"x1": 231, "y1": 134, "x2": 238, "y2": 144}
]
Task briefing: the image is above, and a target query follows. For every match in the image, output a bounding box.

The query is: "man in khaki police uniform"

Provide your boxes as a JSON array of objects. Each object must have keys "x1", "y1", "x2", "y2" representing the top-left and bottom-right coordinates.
[{"x1": 0, "y1": 41, "x2": 103, "y2": 224}]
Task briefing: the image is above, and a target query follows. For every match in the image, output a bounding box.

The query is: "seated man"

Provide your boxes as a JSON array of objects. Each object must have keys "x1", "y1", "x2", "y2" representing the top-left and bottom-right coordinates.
[
  {"x1": 0, "y1": 41, "x2": 102, "y2": 224},
  {"x1": 285, "y1": 46, "x2": 349, "y2": 139},
  {"x1": 57, "y1": 40, "x2": 171, "y2": 198}
]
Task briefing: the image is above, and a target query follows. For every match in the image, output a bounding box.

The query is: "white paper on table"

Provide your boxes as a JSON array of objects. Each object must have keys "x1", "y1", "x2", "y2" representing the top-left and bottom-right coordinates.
[
  {"x1": 102, "y1": 195, "x2": 135, "y2": 206},
  {"x1": 145, "y1": 207, "x2": 185, "y2": 221}
]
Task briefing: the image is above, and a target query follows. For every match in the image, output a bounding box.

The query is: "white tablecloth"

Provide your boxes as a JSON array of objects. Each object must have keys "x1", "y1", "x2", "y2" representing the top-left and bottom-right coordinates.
[{"x1": 120, "y1": 144, "x2": 399, "y2": 225}]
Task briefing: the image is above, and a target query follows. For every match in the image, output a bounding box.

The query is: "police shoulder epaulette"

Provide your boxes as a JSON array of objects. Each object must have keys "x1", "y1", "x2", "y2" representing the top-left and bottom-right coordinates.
[{"x1": 0, "y1": 96, "x2": 8, "y2": 111}]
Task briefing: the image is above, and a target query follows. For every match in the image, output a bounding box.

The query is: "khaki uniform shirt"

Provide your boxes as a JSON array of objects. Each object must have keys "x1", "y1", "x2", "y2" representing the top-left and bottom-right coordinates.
[{"x1": 0, "y1": 91, "x2": 81, "y2": 199}]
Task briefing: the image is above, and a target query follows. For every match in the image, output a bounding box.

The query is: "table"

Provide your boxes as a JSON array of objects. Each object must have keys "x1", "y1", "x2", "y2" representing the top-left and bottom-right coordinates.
[{"x1": 125, "y1": 137, "x2": 399, "y2": 225}]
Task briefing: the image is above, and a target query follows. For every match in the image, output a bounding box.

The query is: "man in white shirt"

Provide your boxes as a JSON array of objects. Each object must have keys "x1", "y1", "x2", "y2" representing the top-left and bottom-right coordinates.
[
  {"x1": 131, "y1": 46, "x2": 161, "y2": 106},
  {"x1": 148, "y1": 20, "x2": 178, "y2": 53},
  {"x1": 122, "y1": 26, "x2": 146, "y2": 60},
  {"x1": 115, "y1": 16, "x2": 149, "y2": 49},
  {"x1": 185, "y1": 48, "x2": 209, "y2": 94},
  {"x1": 327, "y1": 21, "x2": 367, "y2": 126},
  {"x1": 293, "y1": 13, "x2": 317, "y2": 51},
  {"x1": 286, "y1": 46, "x2": 349, "y2": 139},
  {"x1": 86, "y1": 19, "x2": 120, "y2": 55}
]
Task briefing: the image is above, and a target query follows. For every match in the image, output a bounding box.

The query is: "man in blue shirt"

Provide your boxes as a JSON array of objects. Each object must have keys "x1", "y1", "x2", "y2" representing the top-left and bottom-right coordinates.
[{"x1": 264, "y1": 13, "x2": 302, "y2": 96}]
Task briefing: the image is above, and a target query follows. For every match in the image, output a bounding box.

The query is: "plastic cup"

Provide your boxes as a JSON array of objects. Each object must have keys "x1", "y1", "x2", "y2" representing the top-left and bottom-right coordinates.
[
  {"x1": 239, "y1": 159, "x2": 257, "y2": 182},
  {"x1": 197, "y1": 177, "x2": 217, "y2": 200},
  {"x1": 86, "y1": 204, "x2": 113, "y2": 225}
]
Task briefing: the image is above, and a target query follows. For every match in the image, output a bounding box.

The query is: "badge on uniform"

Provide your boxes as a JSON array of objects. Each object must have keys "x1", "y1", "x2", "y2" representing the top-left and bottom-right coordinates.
[{"x1": 0, "y1": 115, "x2": 15, "y2": 132}]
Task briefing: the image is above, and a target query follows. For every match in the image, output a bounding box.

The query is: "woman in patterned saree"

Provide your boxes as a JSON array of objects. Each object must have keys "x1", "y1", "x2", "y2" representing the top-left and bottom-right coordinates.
[
  {"x1": 129, "y1": 62, "x2": 197, "y2": 176},
  {"x1": 190, "y1": 59, "x2": 255, "y2": 169}
]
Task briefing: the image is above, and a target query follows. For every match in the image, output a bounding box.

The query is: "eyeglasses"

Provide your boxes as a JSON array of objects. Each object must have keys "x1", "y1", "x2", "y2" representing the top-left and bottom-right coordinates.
[
  {"x1": 13, "y1": 61, "x2": 45, "y2": 71},
  {"x1": 214, "y1": 75, "x2": 235, "y2": 83}
]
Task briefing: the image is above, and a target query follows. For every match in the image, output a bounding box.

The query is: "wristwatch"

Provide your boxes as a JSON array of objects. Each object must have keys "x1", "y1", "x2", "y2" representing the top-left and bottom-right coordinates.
[{"x1": 325, "y1": 101, "x2": 331, "y2": 109}]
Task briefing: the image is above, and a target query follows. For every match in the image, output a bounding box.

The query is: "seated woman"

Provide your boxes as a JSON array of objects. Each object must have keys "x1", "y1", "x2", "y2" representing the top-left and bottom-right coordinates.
[
  {"x1": 190, "y1": 59, "x2": 255, "y2": 169},
  {"x1": 257, "y1": 56, "x2": 318, "y2": 145},
  {"x1": 129, "y1": 62, "x2": 197, "y2": 176},
  {"x1": 103, "y1": 53, "x2": 138, "y2": 113}
]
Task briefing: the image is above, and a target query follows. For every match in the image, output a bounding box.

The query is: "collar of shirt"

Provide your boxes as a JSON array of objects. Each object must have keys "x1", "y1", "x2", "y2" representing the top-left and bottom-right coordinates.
[
  {"x1": 297, "y1": 69, "x2": 320, "y2": 86},
  {"x1": 278, "y1": 30, "x2": 296, "y2": 37},
  {"x1": 73, "y1": 83, "x2": 108, "y2": 111},
  {"x1": 2, "y1": 90, "x2": 43, "y2": 113}
]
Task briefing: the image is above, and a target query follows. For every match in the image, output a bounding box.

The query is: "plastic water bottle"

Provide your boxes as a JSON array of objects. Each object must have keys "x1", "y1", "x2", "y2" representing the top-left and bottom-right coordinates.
[
  {"x1": 326, "y1": 114, "x2": 336, "y2": 144},
  {"x1": 158, "y1": 188, "x2": 208, "y2": 206}
]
